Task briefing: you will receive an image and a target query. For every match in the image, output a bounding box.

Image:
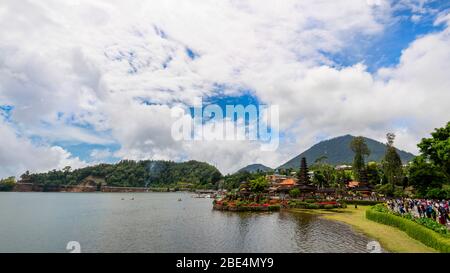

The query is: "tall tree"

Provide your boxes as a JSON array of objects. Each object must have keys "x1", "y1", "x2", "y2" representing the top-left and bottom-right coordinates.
[
  {"x1": 350, "y1": 136, "x2": 370, "y2": 181},
  {"x1": 298, "y1": 157, "x2": 310, "y2": 184},
  {"x1": 409, "y1": 122, "x2": 450, "y2": 196},
  {"x1": 366, "y1": 162, "x2": 381, "y2": 185},
  {"x1": 409, "y1": 157, "x2": 446, "y2": 197},
  {"x1": 382, "y1": 133, "x2": 403, "y2": 192},
  {"x1": 417, "y1": 121, "x2": 450, "y2": 180},
  {"x1": 312, "y1": 163, "x2": 336, "y2": 188}
]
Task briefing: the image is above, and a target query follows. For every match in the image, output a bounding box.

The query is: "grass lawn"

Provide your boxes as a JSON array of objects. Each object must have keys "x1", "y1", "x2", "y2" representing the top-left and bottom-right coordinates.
[{"x1": 290, "y1": 206, "x2": 436, "y2": 253}]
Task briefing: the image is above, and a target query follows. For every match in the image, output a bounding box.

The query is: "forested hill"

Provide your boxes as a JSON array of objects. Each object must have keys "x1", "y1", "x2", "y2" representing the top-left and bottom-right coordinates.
[
  {"x1": 237, "y1": 164, "x2": 273, "y2": 173},
  {"x1": 278, "y1": 135, "x2": 415, "y2": 169},
  {"x1": 21, "y1": 160, "x2": 222, "y2": 189}
]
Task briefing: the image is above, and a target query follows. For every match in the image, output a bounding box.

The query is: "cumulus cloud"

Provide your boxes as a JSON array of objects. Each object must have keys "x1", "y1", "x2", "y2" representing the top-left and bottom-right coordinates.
[
  {"x1": 0, "y1": 120, "x2": 86, "y2": 177},
  {"x1": 0, "y1": 0, "x2": 449, "y2": 175}
]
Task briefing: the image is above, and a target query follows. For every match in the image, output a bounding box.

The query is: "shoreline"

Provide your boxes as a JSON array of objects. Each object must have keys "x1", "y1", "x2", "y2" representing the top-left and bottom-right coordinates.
[
  {"x1": 289, "y1": 206, "x2": 437, "y2": 253},
  {"x1": 9, "y1": 183, "x2": 214, "y2": 193}
]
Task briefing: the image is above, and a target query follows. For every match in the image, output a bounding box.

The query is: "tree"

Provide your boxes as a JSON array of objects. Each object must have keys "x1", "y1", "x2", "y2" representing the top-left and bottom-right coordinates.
[
  {"x1": 249, "y1": 176, "x2": 269, "y2": 193},
  {"x1": 382, "y1": 133, "x2": 404, "y2": 193},
  {"x1": 409, "y1": 156, "x2": 447, "y2": 197},
  {"x1": 335, "y1": 169, "x2": 348, "y2": 186},
  {"x1": 20, "y1": 171, "x2": 31, "y2": 182},
  {"x1": 350, "y1": 136, "x2": 370, "y2": 181},
  {"x1": 223, "y1": 171, "x2": 261, "y2": 191},
  {"x1": 297, "y1": 157, "x2": 310, "y2": 184},
  {"x1": 0, "y1": 177, "x2": 16, "y2": 191},
  {"x1": 14, "y1": 160, "x2": 223, "y2": 189},
  {"x1": 312, "y1": 163, "x2": 336, "y2": 188},
  {"x1": 63, "y1": 166, "x2": 72, "y2": 173},
  {"x1": 289, "y1": 188, "x2": 300, "y2": 198},
  {"x1": 417, "y1": 121, "x2": 450, "y2": 180},
  {"x1": 366, "y1": 162, "x2": 381, "y2": 185},
  {"x1": 314, "y1": 155, "x2": 328, "y2": 164}
]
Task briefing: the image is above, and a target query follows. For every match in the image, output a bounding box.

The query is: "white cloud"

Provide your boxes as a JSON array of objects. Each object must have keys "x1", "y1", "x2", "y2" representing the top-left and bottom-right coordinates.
[
  {"x1": 0, "y1": 0, "x2": 449, "y2": 175},
  {"x1": 90, "y1": 148, "x2": 113, "y2": 161},
  {"x1": 0, "y1": 120, "x2": 86, "y2": 178}
]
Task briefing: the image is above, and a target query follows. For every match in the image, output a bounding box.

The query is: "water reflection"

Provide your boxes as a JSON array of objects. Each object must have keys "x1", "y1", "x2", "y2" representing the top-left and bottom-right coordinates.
[{"x1": 0, "y1": 192, "x2": 373, "y2": 253}]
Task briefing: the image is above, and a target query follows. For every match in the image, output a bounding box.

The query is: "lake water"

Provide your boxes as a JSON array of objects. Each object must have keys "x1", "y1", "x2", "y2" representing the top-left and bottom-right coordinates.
[{"x1": 0, "y1": 192, "x2": 375, "y2": 253}]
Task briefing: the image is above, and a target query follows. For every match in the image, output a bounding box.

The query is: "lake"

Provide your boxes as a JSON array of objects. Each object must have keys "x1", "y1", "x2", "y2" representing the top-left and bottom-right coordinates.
[{"x1": 0, "y1": 192, "x2": 375, "y2": 253}]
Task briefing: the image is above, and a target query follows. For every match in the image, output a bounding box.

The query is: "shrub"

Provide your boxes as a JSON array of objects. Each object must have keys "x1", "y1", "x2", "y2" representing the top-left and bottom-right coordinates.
[
  {"x1": 0, "y1": 177, "x2": 16, "y2": 192},
  {"x1": 268, "y1": 205, "x2": 281, "y2": 211},
  {"x1": 343, "y1": 200, "x2": 383, "y2": 206},
  {"x1": 287, "y1": 200, "x2": 309, "y2": 208},
  {"x1": 306, "y1": 204, "x2": 319, "y2": 209},
  {"x1": 415, "y1": 218, "x2": 450, "y2": 236},
  {"x1": 289, "y1": 188, "x2": 300, "y2": 198},
  {"x1": 317, "y1": 201, "x2": 338, "y2": 205},
  {"x1": 403, "y1": 213, "x2": 414, "y2": 221},
  {"x1": 372, "y1": 203, "x2": 390, "y2": 213},
  {"x1": 426, "y1": 188, "x2": 450, "y2": 200},
  {"x1": 366, "y1": 207, "x2": 450, "y2": 253},
  {"x1": 323, "y1": 204, "x2": 335, "y2": 210}
]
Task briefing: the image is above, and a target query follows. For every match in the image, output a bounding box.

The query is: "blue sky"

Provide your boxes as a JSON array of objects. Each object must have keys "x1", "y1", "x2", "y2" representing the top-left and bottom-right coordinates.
[{"x1": 326, "y1": 0, "x2": 450, "y2": 72}]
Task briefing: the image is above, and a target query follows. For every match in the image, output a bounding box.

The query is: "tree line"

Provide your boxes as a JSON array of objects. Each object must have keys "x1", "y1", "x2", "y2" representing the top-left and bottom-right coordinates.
[{"x1": 10, "y1": 160, "x2": 222, "y2": 190}]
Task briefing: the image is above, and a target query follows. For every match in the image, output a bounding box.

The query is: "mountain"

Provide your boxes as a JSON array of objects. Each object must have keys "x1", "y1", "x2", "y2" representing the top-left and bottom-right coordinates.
[
  {"x1": 238, "y1": 164, "x2": 273, "y2": 173},
  {"x1": 278, "y1": 135, "x2": 415, "y2": 169}
]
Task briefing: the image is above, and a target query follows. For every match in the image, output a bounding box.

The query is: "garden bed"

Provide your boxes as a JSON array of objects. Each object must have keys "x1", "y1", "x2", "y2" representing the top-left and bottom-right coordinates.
[
  {"x1": 213, "y1": 199, "x2": 343, "y2": 212},
  {"x1": 213, "y1": 202, "x2": 280, "y2": 212}
]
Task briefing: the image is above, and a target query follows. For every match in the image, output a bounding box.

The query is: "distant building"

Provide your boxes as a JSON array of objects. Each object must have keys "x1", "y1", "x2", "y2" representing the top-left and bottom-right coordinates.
[
  {"x1": 275, "y1": 178, "x2": 298, "y2": 193},
  {"x1": 346, "y1": 180, "x2": 374, "y2": 197},
  {"x1": 346, "y1": 181, "x2": 360, "y2": 188},
  {"x1": 266, "y1": 174, "x2": 287, "y2": 185},
  {"x1": 335, "y1": 165, "x2": 352, "y2": 171}
]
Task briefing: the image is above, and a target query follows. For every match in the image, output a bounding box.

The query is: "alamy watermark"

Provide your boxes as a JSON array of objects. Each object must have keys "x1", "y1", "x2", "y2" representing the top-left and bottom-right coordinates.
[
  {"x1": 171, "y1": 97, "x2": 279, "y2": 151},
  {"x1": 367, "y1": 241, "x2": 382, "y2": 253},
  {"x1": 66, "y1": 241, "x2": 81, "y2": 253}
]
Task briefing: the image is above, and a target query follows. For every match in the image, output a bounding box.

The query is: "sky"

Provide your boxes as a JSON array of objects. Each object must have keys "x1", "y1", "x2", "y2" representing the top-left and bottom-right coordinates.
[{"x1": 1, "y1": 0, "x2": 450, "y2": 176}]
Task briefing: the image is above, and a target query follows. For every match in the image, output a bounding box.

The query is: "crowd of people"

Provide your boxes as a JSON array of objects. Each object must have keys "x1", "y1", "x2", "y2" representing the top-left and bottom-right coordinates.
[{"x1": 387, "y1": 199, "x2": 450, "y2": 227}]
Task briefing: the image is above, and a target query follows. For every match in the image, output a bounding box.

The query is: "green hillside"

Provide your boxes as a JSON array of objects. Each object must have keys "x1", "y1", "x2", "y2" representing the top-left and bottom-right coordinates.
[
  {"x1": 237, "y1": 164, "x2": 273, "y2": 173},
  {"x1": 22, "y1": 160, "x2": 222, "y2": 188},
  {"x1": 278, "y1": 135, "x2": 415, "y2": 169}
]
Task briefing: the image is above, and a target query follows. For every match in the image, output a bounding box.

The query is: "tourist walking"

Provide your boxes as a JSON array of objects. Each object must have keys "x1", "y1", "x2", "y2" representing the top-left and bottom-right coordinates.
[{"x1": 439, "y1": 206, "x2": 447, "y2": 225}]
